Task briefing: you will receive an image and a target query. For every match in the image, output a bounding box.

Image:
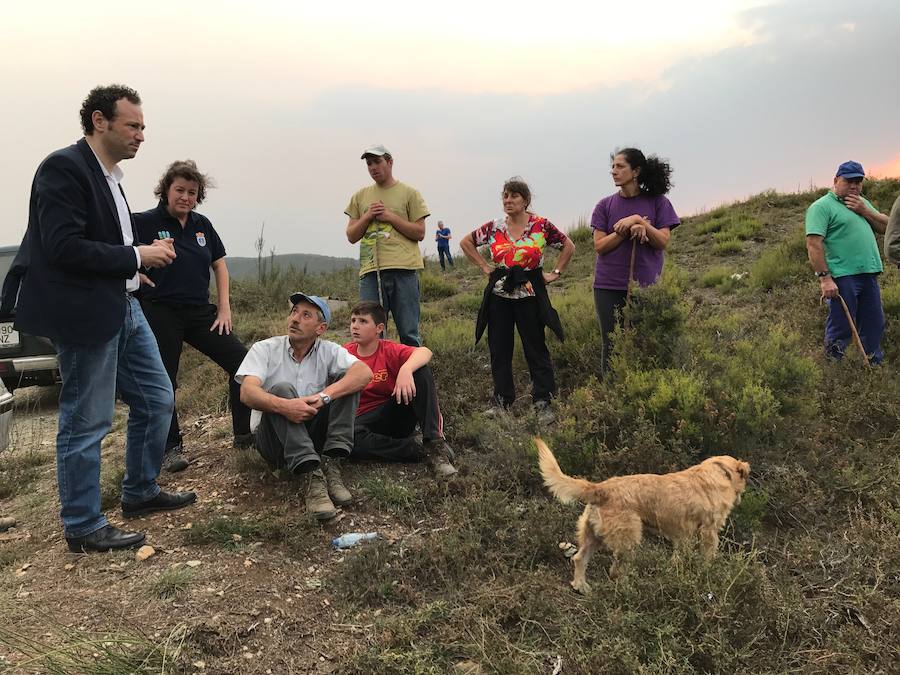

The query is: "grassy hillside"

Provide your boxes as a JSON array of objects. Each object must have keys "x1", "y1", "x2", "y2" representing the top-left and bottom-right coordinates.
[{"x1": 1, "y1": 180, "x2": 898, "y2": 673}]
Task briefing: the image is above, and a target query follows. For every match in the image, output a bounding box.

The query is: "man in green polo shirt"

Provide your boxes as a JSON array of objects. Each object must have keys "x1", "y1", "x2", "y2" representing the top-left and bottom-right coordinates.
[{"x1": 805, "y1": 161, "x2": 889, "y2": 363}]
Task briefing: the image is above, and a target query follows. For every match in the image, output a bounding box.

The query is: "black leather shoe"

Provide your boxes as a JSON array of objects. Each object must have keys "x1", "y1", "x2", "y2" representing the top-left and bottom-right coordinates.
[
  {"x1": 122, "y1": 490, "x2": 197, "y2": 518},
  {"x1": 233, "y1": 433, "x2": 255, "y2": 449},
  {"x1": 66, "y1": 524, "x2": 145, "y2": 553}
]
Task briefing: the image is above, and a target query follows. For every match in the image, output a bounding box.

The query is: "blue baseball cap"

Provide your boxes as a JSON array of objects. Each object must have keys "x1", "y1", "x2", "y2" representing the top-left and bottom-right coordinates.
[
  {"x1": 289, "y1": 292, "x2": 331, "y2": 324},
  {"x1": 836, "y1": 161, "x2": 865, "y2": 179}
]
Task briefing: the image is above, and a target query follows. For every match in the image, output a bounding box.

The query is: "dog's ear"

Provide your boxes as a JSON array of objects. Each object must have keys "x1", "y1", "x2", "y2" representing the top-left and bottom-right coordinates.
[
  {"x1": 711, "y1": 460, "x2": 733, "y2": 481},
  {"x1": 737, "y1": 461, "x2": 750, "y2": 481}
]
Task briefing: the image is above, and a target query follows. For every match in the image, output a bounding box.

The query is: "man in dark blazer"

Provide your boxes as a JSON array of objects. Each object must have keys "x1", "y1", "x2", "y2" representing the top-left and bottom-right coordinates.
[{"x1": 15, "y1": 84, "x2": 197, "y2": 553}]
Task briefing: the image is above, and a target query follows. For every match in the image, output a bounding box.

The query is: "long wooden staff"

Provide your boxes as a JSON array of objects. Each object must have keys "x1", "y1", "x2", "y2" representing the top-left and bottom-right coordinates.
[
  {"x1": 624, "y1": 238, "x2": 638, "y2": 327},
  {"x1": 836, "y1": 293, "x2": 870, "y2": 366}
]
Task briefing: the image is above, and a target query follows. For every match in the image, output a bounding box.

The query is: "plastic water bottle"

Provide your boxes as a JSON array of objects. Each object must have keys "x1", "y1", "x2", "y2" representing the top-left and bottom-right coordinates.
[{"x1": 332, "y1": 532, "x2": 378, "y2": 549}]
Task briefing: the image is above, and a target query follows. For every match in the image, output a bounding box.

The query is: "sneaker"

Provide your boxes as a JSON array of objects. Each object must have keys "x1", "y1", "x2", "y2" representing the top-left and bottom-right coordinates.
[
  {"x1": 533, "y1": 400, "x2": 556, "y2": 425},
  {"x1": 306, "y1": 470, "x2": 338, "y2": 521},
  {"x1": 322, "y1": 458, "x2": 352, "y2": 506},
  {"x1": 233, "y1": 433, "x2": 255, "y2": 449},
  {"x1": 423, "y1": 439, "x2": 458, "y2": 478},
  {"x1": 162, "y1": 444, "x2": 189, "y2": 473}
]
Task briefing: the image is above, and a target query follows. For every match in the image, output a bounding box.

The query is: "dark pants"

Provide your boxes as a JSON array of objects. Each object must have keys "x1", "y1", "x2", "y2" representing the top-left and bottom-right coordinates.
[
  {"x1": 594, "y1": 288, "x2": 628, "y2": 377},
  {"x1": 487, "y1": 296, "x2": 556, "y2": 407},
  {"x1": 824, "y1": 273, "x2": 884, "y2": 364},
  {"x1": 255, "y1": 383, "x2": 358, "y2": 474},
  {"x1": 438, "y1": 248, "x2": 453, "y2": 270},
  {"x1": 352, "y1": 365, "x2": 442, "y2": 461},
  {"x1": 142, "y1": 301, "x2": 251, "y2": 449}
]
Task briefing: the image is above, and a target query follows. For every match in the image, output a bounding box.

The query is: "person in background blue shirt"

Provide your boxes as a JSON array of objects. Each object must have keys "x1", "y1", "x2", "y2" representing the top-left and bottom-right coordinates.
[{"x1": 435, "y1": 220, "x2": 453, "y2": 271}]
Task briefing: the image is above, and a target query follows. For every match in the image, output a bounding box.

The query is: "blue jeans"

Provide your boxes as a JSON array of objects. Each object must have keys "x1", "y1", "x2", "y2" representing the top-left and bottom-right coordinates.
[
  {"x1": 55, "y1": 296, "x2": 174, "y2": 537},
  {"x1": 438, "y1": 247, "x2": 453, "y2": 270},
  {"x1": 359, "y1": 269, "x2": 422, "y2": 346},
  {"x1": 825, "y1": 273, "x2": 884, "y2": 364}
]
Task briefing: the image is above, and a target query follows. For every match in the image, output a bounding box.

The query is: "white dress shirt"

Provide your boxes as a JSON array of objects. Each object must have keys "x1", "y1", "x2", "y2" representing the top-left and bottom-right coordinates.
[{"x1": 88, "y1": 144, "x2": 141, "y2": 292}]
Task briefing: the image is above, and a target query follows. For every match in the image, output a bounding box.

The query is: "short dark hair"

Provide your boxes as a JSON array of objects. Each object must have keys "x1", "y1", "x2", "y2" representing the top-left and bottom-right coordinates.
[
  {"x1": 612, "y1": 147, "x2": 674, "y2": 196},
  {"x1": 351, "y1": 301, "x2": 387, "y2": 326},
  {"x1": 153, "y1": 160, "x2": 214, "y2": 205},
  {"x1": 80, "y1": 84, "x2": 141, "y2": 136},
  {"x1": 502, "y1": 176, "x2": 532, "y2": 208}
]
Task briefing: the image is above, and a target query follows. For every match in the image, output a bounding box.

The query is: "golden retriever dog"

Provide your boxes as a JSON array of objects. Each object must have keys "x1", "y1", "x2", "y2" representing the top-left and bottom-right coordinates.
[{"x1": 536, "y1": 438, "x2": 749, "y2": 593}]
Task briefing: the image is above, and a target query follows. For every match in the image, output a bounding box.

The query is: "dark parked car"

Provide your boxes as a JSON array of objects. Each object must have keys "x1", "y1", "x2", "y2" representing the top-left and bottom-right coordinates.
[{"x1": 0, "y1": 244, "x2": 59, "y2": 391}]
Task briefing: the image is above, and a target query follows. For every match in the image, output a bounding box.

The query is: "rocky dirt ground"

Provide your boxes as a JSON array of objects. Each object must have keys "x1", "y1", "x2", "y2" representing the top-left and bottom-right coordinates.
[{"x1": 0, "y1": 385, "x2": 438, "y2": 673}]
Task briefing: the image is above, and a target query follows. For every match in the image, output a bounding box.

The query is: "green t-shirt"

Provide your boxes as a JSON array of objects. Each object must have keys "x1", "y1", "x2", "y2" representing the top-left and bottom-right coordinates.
[
  {"x1": 344, "y1": 181, "x2": 429, "y2": 277},
  {"x1": 805, "y1": 191, "x2": 883, "y2": 278}
]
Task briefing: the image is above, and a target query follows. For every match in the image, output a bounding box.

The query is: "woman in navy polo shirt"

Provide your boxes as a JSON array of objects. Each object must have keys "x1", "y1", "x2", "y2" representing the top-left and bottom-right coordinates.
[{"x1": 134, "y1": 160, "x2": 252, "y2": 472}]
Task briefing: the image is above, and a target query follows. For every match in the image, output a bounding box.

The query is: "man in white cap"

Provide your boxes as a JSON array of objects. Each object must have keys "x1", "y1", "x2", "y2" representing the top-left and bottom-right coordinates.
[
  {"x1": 236, "y1": 293, "x2": 372, "y2": 521},
  {"x1": 806, "y1": 160, "x2": 889, "y2": 363},
  {"x1": 345, "y1": 145, "x2": 428, "y2": 346}
]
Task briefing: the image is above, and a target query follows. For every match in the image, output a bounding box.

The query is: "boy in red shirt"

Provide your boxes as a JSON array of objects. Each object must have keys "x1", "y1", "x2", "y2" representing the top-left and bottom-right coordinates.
[{"x1": 344, "y1": 301, "x2": 457, "y2": 478}]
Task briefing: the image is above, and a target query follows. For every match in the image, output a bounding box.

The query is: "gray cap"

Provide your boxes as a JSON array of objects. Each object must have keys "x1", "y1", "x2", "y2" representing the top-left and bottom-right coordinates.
[{"x1": 360, "y1": 144, "x2": 391, "y2": 159}]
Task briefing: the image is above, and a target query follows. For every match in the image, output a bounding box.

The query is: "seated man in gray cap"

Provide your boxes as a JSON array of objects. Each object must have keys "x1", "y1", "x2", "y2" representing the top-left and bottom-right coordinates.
[{"x1": 236, "y1": 293, "x2": 373, "y2": 520}]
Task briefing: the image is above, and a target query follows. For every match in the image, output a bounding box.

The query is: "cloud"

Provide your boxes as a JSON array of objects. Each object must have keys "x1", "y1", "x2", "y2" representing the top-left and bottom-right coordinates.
[{"x1": 1, "y1": 0, "x2": 897, "y2": 259}]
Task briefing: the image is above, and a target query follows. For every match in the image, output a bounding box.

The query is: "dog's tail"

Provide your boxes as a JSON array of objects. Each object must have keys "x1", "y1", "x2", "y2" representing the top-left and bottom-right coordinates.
[{"x1": 535, "y1": 437, "x2": 607, "y2": 506}]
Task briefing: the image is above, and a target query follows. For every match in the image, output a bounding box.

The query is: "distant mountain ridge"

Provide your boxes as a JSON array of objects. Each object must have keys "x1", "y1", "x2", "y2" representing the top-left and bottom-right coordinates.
[{"x1": 226, "y1": 253, "x2": 357, "y2": 279}]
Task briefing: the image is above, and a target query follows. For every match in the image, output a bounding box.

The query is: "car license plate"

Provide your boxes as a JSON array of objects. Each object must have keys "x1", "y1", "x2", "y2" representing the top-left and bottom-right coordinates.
[{"x1": 0, "y1": 322, "x2": 19, "y2": 348}]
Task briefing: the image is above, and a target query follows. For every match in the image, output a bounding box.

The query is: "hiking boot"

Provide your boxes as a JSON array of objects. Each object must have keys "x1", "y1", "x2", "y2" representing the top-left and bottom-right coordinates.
[
  {"x1": 306, "y1": 470, "x2": 337, "y2": 521},
  {"x1": 162, "y1": 444, "x2": 189, "y2": 473},
  {"x1": 0, "y1": 516, "x2": 16, "y2": 532},
  {"x1": 423, "y1": 439, "x2": 458, "y2": 478},
  {"x1": 483, "y1": 403, "x2": 510, "y2": 418},
  {"x1": 322, "y1": 458, "x2": 352, "y2": 506},
  {"x1": 533, "y1": 400, "x2": 556, "y2": 425},
  {"x1": 233, "y1": 433, "x2": 255, "y2": 449}
]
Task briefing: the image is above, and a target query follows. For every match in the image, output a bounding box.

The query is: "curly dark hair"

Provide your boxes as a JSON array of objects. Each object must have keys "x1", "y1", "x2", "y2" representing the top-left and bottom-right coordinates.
[
  {"x1": 501, "y1": 176, "x2": 532, "y2": 208},
  {"x1": 79, "y1": 84, "x2": 141, "y2": 136},
  {"x1": 613, "y1": 148, "x2": 674, "y2": 196},
  {"x1": 153, "y1": 160, "x2": 214, "y2": 205}
]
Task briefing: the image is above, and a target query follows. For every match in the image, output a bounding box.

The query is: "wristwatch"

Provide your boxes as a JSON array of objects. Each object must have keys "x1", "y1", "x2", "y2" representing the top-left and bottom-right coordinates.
[
  {"x1": 553, "y1": 268, "x2": 563, "y2": 276},
  {"x1": 814, "y1": 271, "x2": 831, "y2": 278},
  {"x1": 318, "y1": 392, "x2": 332, "y2": 405}
]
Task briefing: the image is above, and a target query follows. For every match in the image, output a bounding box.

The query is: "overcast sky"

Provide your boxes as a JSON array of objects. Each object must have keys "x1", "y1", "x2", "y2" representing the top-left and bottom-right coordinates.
[{"x1": 1, "y1": 0, "x2": 898, "y2": 259}]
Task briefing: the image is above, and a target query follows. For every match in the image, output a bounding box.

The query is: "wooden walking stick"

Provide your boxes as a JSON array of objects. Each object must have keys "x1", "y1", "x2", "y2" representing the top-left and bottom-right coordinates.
[
  {"x1": 836, "y1": 293, "x2": 870, "y2": 366},
  {"x1": 624, "y1": 238, "x2": 638, "y2": 327}
]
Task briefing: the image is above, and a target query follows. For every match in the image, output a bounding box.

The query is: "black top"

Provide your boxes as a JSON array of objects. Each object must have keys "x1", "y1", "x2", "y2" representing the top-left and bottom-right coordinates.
[
  {"x1": 133, "y1": 202, "x2": 226, "y2": 305},
  {"x1": 475, "y1": 266, "x2": 564, "y2": 344}
]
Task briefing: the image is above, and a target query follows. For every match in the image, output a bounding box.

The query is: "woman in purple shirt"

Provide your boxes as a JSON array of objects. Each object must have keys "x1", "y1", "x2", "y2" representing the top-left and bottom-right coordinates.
[{"x1": 592, "y1": 148, "x2": 679, "y2": 375}]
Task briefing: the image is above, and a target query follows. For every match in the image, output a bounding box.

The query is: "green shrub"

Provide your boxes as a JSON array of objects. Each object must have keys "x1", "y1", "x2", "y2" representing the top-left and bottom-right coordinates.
[
  {"x1": 615, "y1": 281, "x2": 689, "y2": 370},
  {"x1": 420, "y1": 272, "x2": 457, "y2": 301},
  {"x1": 567, "y1": 217, "x2": 593, "y2": 248},
  {"x1": 750, "y1": 228, "x2": 808, "y2": 290},
  {"x1": 713, "y1": 238, "x2": 743, "y2": 255},
  {"x1": 700, "y1": 266, "x2": 732, "y2": 287},
  {"x1": 618, "y1": 368, "x2": 710, "y2": 445},
  {"x1": 451, "y1": 292, "x2": 483, "y2": 314}
]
